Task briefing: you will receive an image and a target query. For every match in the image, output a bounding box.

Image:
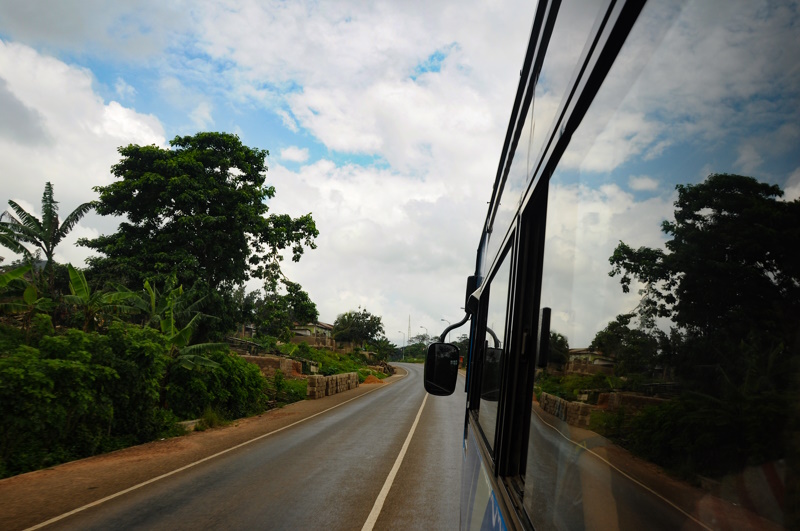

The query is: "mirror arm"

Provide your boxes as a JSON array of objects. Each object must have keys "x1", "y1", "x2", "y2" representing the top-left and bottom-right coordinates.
[
  {"x1": 438, "y1": 313, "x2": 470, "y2": 342},
  {"x1": 485, "y1": 326, "x2": 500, "y2": 349}
]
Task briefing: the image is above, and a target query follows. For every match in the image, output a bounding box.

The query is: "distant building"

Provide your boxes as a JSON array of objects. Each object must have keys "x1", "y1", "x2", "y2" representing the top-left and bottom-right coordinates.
[
  {"x1": 290, "y1": 322, "x2": 335, "y2": 348},
  {"x1": 565, "y1": 348, "x2": 615, "y2": 376}
]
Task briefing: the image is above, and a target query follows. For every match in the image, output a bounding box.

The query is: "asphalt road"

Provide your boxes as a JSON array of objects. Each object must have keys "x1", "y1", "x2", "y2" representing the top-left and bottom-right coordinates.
[{"x1": 32, "y1": 363, "x2": 466, "y2": 531}]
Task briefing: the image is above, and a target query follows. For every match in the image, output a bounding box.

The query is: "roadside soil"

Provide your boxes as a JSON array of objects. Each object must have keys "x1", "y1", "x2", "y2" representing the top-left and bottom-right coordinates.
[{"x1": 0, "y1": 368, "x2": 407, "y2": 531}]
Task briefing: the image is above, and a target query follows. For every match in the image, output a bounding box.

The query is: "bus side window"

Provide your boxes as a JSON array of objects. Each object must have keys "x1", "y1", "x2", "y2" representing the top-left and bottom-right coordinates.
[{"x1": 477, "y1": 249, "x2": 512, "y2": 451}]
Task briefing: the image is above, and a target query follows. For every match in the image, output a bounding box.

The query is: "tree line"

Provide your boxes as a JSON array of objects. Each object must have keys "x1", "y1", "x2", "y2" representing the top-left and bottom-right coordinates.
[
  {"x1": 0, "y1": 132, "x2": 370, "y2": 478},
  {"x1": 542, "y1": 173, "x2": 800, "y2": 479}
]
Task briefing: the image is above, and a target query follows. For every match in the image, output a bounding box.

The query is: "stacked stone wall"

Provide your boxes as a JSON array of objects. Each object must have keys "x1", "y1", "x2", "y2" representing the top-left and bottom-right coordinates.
[
  {"x1": 538, "y1": 392, "x2": 600, "y2": 428},
  {"x1": 241, "y1": 355, "x2": 303, "y2": 378},
  {"x1": 307, "y1": 373, "x2": 359, "y2": 399},
  {"x1": 598, "y1": 392, "x2": 666, "y2": 415}
]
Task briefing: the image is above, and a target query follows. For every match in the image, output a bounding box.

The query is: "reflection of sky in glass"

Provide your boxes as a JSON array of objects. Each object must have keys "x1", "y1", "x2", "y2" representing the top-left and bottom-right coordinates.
[
  {"x1": 487, "y1": 0, "x2": 606, "y2": 267},
  {"x1": 540, "y1": 0, "x2": 800, "y2": 347},
  {"x1": 485, "y1": 251, "x2": 511, "y2": 348},
  {"x1": 479, "y1": 250, "x2": 511, "y2": 448}
]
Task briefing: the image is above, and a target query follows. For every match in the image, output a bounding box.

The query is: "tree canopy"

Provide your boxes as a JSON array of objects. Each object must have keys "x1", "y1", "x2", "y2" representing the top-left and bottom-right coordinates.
[
  {"x1": 80, "y1": 132, "x2": 318, "y2": 292},
  {"x1": 254, "y1": 280, "x2": 319, "y2": 341},
  {"x1": 332, "y1": 308, "x2": 384, "y2": 347}
]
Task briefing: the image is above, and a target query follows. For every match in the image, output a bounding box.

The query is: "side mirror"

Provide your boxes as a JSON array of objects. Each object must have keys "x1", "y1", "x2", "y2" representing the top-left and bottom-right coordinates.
[{"x1": 424, "y1": 342, "x2": 460, "y2": 396}]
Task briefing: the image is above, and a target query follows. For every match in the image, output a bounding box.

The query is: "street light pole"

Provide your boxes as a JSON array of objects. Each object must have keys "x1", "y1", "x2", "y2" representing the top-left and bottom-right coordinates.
[
  {"x1": 398, "y1": 331, "x2": 405, "y2": 360},
  {"x1": 420, "y1": 325, "x2": 428, "y2": 345},
  {"x1": 441, "y1": 318, "x2": 451, "y2": 342}
]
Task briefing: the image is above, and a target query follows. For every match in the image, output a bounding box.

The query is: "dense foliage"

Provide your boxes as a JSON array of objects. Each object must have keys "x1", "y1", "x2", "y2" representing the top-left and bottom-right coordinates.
[
  {"x1": 609, "y1": 173, "x2": 800, "y2": 389},
  {"x1": 253, "y1": 280, "x2": 318, "y2": 341},
  {"x1": 0, "y1": 134, "x2": 397, "y2": 480},
  {"x1": 81, "y1": 133, "x2": 318, "y2": 292},
  {"x1": 332, "y1": 308, "x2": 384, "y2": 347},
  {"x1": 0, "y1": 315, "x2": 278, "y2": 478},
  {"x1": 570, "y1": 173, "x2": 800, "y2": 478}
]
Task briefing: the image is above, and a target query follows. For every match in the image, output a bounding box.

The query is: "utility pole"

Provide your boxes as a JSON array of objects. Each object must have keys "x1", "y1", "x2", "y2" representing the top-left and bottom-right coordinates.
[{"x1": 407, "y1": 315, "x2": 411, "y2": 353}]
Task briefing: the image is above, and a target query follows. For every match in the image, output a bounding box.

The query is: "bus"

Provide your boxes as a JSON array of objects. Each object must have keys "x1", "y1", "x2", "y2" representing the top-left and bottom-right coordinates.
[{"x1": 424, "y1": 0, "x2": 798, "y2": 529}]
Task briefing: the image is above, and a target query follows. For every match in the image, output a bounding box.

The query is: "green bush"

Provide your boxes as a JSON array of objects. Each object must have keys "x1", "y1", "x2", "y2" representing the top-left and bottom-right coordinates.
[
  {"x1": 625, "y1": 390, "x2": 787, "y2": 478},
  {"x1": 0, "y1": 321, "x2": 175, "y2": 478},
  {"x1": 165, "y1": 349, "x2": 268, "y2": 420},
  {"x1": 0, "y1": 343, "x2": 116, "y2": 477}
]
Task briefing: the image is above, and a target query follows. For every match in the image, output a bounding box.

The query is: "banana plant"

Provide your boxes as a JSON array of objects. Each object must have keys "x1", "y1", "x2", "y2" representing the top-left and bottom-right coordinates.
[
  {"x1": 2, "y1": 183, "x2": 95, "y2": 292},
  {"x1": 64, "y1": 264, "x2": 136, "y2": 332},
  {"x1": 112, "y1": 276, "x2": 223, "y2": 369},
  {"x1": 0, "y1": 263, "x2": 32, "y2": 291},
  {"x1": 158, "y1": 284, "x2": 223, "y2": 369},
  {"x1": 0, "y1": 274, "x2": 54, "y2": 338}
]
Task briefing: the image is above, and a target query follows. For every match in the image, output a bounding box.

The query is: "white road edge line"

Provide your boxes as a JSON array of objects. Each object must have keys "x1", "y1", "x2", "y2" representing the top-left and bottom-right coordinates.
[
  {"x1": 361, "y1": 392, "x2": 428, "y2": 531},
  {"x1": 25, "y1": 372, "x2": 407, "y2": 531}
]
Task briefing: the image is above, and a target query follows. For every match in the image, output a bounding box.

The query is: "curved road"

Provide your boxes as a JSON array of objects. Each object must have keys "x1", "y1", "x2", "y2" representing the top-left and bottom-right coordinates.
[{"x1": 36, "y1": 363, "x2": 465, "y2": 530}]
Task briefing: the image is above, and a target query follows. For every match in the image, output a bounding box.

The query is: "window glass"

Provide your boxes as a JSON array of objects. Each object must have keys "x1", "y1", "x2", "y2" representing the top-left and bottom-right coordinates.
[
  {"x1": 524, "y1": 1, "x2": 797, "y2": 529},
  {"x1": 478, "y1": 249, "x2": 512, "y2": 450},
  {"x1": 488, "y1": 0, "x2": 607, "y2": 265}
]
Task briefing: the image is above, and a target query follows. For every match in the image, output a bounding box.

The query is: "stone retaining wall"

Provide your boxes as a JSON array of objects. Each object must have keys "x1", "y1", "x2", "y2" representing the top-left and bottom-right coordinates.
[
  {"x1": 538, "y1": 392, "x2": 600, "y2": 428},
  {"x1": 241, "y1": 355, "x2": 303, "y2": 378},
  {"x1": 307, "y1": 373, "x2": 359, "y2": 399},
  {"x1": 597, "y1": 392, "x2": 666, "y2": 415}
]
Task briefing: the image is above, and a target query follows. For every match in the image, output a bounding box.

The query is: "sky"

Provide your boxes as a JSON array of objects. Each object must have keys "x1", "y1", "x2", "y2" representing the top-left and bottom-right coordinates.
[
  {"x1": 1, "y1": 0, "x2": 798, "y2": 349},
  {"x1": 0, "y1": 0, "x2": 537, "y2": 347}
]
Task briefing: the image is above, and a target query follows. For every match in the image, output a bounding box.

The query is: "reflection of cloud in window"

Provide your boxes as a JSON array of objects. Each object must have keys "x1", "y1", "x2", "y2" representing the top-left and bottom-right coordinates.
[
  {"x1": 541, "y1": 182, "x2": 673, "y2": 346},
  {"x1": 784, "y1": 167, "x2": 800, "y2": 202},
  {"x1": 556, "y1": 0, "x2": 799, "y2": 190},
  {"x1": 628, "y1": 175, "x2": 659, "y2": 191}
]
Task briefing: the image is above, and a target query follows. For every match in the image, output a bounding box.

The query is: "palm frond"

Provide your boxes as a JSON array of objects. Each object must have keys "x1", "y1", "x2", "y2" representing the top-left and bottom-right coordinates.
[
  {"x1": 58, "y1": 201, "x2": 96, "y2": 238},
  {"x1": 7, "y1": 201, "x2": 43, "y2": 235},
  {"x1": 0, "y1": 229, "x2": 32, "y2": 260},
  {"x1": 0, "y1": 264, "x2": 31, "y2": 289},
  {"x1": 67, "y1": 264, "x2": 91, "y2": 300},
  {"x1": 0, "y1": 301, "x2": 29, "y2": 313}
]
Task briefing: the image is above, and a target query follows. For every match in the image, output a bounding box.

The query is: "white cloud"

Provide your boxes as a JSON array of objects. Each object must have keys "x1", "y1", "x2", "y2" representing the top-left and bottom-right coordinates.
[
  {"x1": 263, "y1": 158, "x2": 483, "y2": 341},
  {"x1": 784, "y1": 167, "x2": 800, "y2": 202},
  {"x1": 628, "y1": 175, "x2": 659, "y2": 191},
  {"x1": 0, "y1": 1, "x2": 188, "y2": 60},
  {"x1": 735, "y1": 144, "x2": 763, "y2": 175},
  {"x1": 114, "y1": 77, "x2": 136, "y2": 100},
  {"x1": 0, "y1": 40, "x2": 165, "y2": 266},
  {"x1": 189, "y1": 101, "x2": 214, "y2": 129},
  {"x1": 279, "y1": 146, "x2": 309, "y2": 163}
]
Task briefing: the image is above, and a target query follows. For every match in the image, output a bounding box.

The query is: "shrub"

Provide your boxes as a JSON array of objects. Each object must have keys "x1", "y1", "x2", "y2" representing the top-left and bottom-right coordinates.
[{"x1": 165, "y1": 349, "x2": 268, "y2": 420}]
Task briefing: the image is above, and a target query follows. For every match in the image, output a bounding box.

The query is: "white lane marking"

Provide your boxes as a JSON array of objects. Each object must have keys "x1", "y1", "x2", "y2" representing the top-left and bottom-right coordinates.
[
  {"x1": 362, "y1": 392, "x2": 428, "y2": 531},
  {"x1": 25, "y1": 375, "x2": 407, "y2": 531}
]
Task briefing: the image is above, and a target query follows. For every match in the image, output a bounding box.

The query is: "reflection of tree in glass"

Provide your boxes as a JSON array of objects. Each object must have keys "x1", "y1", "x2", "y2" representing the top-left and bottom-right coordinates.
[
  {"x1": 604, "y1": 173, "x2": 799, "y2": 477},
  {"x1": 609, "y1": 173, "x2": 799, "y2": 389},
  {"x1": 589, "y1": 314, "x2": 659, "y2": 376},
  {"x1": 549, "y1": 331, "x2": 569, "y2": 365}
]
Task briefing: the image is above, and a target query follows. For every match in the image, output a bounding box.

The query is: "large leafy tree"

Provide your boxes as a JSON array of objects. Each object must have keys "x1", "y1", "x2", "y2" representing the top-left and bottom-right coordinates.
[
  {"x1": 1, "y1": 182, "x2": 94, "y2": 291},
  {"x1": 254, "y1": 280, "x2": 319, "y2": 341},
  {"x1": 608, "y1": 173, "x2": 800, "y2": 387},
  {"x1": 80, "y1": 132, "x2": 318, "y2": 293},
  {"x1": 589, "y1": 314, "x2": 659, "y2": 375},
  {"x1": 332, "y1": 308, "x2": 384, "y2": 347}
]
